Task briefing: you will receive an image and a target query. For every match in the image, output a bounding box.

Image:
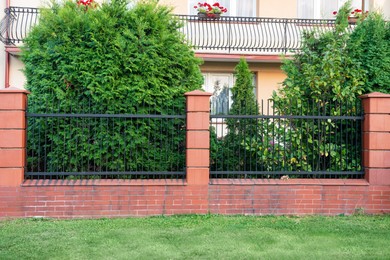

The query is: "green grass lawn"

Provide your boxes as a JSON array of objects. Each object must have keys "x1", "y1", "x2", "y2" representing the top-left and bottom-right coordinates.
[{"x1": 1, "y1": 215, "x2": 389, "y2": 259}]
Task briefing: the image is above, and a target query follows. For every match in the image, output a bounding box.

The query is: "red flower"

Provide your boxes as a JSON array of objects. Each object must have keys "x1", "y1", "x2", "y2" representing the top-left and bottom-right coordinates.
[
  {"x1": 195, "y1": 2, "x2": 228, "y2": 15},
  {"x1": 332, "y1": 11, "x2": 337, "y2": 15},
  {"x1": 77, "y1": 0, "x2": 93, "y2": 6}
]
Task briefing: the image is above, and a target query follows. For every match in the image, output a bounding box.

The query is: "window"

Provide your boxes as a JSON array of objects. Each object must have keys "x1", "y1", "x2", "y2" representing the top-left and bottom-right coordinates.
[
  {"x1": 190, "y1": 0, "x2": 257, "y2": 17},
  {"x1": 203, "y1": 72, "x2": 256, "y2": 138},
  {"x1": 298, "y1": 0, "x2": 368, "y2": 19},
  {"x1": 202, "y1": 72, "x2": 256, "y2": 115},
  {"x1": 202, "y1": 73, "x2": 234, "y2": 115}
]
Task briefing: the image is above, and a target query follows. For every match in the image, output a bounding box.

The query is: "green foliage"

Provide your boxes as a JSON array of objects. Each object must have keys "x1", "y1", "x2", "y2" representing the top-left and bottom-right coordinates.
[
  {"x1": 22, "y1": 0, "x2": 203, "y2": 176},
  {"x1": 2, "y1": 216, "x2": 390, "y2": 259},
  {"x1": 211, "y1": 58, "x2": 259, "y2": 172},
  {"x1": 274, "y1": 2, "x2": 364, "y2": 109},
  {"x1": 229, "y1": 58, "x2": 258, "y2": 115},
  {"x1": 269, "y1": 1, "x2": 364, "y2": 174},
  {"x1": 227, "y1": 58, "x2": 258, "y2": 135},
  {"x1": 349, "y1": 12, "x2": 390, "y2": 94},
  {"x1": 242, "y1": 100, "x2": 363, "y2": 175}
]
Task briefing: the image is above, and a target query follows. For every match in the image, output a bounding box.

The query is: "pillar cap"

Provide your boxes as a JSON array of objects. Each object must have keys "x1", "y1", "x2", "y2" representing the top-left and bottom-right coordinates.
[
  {"x1": 0, "y1": 87, "x2": 30, "y2": 94},
  {"x1": 359, "y1": 92, "x2": 390, "y2": 99},
  {"x1": 185, "y1": 90, "x2": 212, "y2": 97}
]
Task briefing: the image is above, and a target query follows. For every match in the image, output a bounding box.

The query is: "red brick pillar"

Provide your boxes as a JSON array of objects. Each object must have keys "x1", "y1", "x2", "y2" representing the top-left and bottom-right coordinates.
[
  {"x1": 361, "y1": 92, "x2": 390, "y2": 185},
  {"x1": 0, "y1": 88, "x2": 29, "y2": 187},
  {"x1": 185, "y1": 90, "x2": 212, "y2": 185}
]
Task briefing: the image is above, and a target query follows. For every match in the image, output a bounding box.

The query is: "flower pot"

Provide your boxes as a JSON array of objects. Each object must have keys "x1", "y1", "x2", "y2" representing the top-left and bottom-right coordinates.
[
  {"x1": 197, "y1": 12, "x2": 221, "y2": 20},
  {"x1": 348, "y1": 17, "x2": 359, "y2": 24}
]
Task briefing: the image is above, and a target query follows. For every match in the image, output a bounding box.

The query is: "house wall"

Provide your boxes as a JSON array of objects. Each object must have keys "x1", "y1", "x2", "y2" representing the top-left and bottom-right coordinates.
[
  {"x1": 8, "y1": 56, "x2": 24, "y2": 88},
  {"x1": 164, "y1": 0, "x2": 298, "y2": 18},
  {"x1": 370, "y1": 0, "x2": 390, "y2": 19},
  {"x1": 256, "y1": 64, "x2": 285, "y2": 101},
  {"x1": 201, "y1": 61, "x2": 285, "y2": 102},
  {"x1": 160, "y1": 0, "x2": 188, "y2": 14},
  {"x1": 258, "y1": 0, "x2": 297, "y2": 18}
]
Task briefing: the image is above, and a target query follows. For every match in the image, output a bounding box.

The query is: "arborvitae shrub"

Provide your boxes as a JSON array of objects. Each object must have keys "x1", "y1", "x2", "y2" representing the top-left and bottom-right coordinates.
[
  {"x1": 349, "y1": 12, "x2": 390, "y2": 94},
  {"x1": 22, "y1": 0, "x2": 203, "y2": 177}
]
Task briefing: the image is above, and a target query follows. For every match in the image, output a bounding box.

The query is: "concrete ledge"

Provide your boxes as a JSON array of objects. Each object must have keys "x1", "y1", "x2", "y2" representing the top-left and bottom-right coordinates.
[
  {"x1": 210, "y1": 179, "x2": 370, "y2": 186},
  {"x1": 22, "y1": 179, "x2": 187, "y2": 186}
]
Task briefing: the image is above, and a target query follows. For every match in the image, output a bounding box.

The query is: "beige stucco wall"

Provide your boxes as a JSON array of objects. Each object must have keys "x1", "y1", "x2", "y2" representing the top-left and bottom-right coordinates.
[
  {"x1": 9, "y1": 0, "x2": 42, "y2": 8},
  {"x1": 370, "y1": 0, "x2": 390, "y2": 19},
  {"x1": 161, "y1": 0, "x2": 389, "y2": 18},
  {"x1": 256, "y1": 64, "x2": 285, "y2": 101},
  {"x1": 161, "y1": 0, "x2": 298, "y2": 18},
  {"x1": 160, "y1": 0, "x2": 188, "y2": 14},
  {"x1": 258, "y1": 0, "x2": 297, "y2": 18},
  {"x1": 8, "y1": 55, "x2": 25, "y2": 88},
  {"x1": 201, "y1": 61, "x2": 285, "y2": 101}
]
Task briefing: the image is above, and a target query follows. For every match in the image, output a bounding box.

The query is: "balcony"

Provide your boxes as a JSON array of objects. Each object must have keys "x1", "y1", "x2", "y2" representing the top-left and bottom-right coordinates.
[
  {"x1": 0, "y1": 7, "x2": 339, "y2": 56},
  {"x1": 0, "y1": 7, "x2": 39, "y2": 46}
]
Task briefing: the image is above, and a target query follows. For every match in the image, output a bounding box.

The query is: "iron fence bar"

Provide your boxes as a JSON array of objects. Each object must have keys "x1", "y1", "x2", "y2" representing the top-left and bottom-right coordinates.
[
  {"x1": 26, "y1": 171, "x2": 185, "y2": 176},
  {"x1": 27, "y1": 113, "x2": 185, "y2": 119},
  {"x1": 211, "y1": 115, "x2": 363, "y2": 120},
  {"x1": 210, "y1": 171, "x2": 364, "y2": 175}
]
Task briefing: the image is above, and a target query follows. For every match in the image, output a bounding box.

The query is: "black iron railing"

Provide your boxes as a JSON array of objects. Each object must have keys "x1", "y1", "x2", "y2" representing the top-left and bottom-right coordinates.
[
  {"x1": 0, "y1": 6, "x2": 340, "y2": 53},
  {"x1": 0, "y1": 7, "x2": 39, "y2": 45},
  {"x1": 210, "y1": 98, "x2": 364, "y2": 179},
  {"x1": 178, "y1": 15, "x2": 337, "y2": 53},
  {"x1": 26, "y1": 97, "x2": 186, "y2": 180}
]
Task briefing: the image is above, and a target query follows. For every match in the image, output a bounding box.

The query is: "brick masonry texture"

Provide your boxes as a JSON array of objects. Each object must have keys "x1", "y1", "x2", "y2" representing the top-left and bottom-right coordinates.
[{"x1": 1, "y1": 183, "x2": 389, "y2": 219}]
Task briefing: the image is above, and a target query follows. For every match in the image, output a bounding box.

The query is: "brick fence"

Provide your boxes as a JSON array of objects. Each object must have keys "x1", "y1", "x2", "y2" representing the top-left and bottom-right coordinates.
[{"x1": 0, "y1": 89, "x2": 389, "y2": 218}]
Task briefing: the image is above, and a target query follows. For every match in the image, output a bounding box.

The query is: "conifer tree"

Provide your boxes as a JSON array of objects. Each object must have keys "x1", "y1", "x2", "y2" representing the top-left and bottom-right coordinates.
[
  {"x1": 223, "y1": 58, "x2": 258, "y2": 172},
  {"x1": 228, "y1": 58, "x2": 258, "y2": 136}
]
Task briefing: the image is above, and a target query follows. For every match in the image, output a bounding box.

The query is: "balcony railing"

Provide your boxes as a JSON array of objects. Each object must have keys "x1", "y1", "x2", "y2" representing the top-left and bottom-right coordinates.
[
  {"x1": 177, "y1": 15, "x2": 337, "y2": 54},
  {"x1": 0, "y1": 7, "x2": 39, "y2": 45},
  {"x1": 0, "y1": 6, "x2": 339, "y2": 54}
]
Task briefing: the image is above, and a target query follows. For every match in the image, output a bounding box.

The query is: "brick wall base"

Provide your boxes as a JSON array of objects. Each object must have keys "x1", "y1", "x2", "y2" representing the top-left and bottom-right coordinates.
[{"x1": 1, "y1": 180, "x2": 389, "y2": 219}]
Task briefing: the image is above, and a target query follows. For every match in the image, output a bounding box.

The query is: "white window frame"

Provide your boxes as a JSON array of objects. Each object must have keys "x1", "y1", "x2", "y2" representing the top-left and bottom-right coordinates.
[
  {"x1": 202, "y1": 72, "x2": 257, "y2": 115},
  {"x1": 298, "y1": 0, "x2": 369, "y2": 19}
]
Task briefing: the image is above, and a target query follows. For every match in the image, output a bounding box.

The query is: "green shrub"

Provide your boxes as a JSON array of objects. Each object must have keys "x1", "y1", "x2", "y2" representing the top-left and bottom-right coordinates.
[
  {"x1": 210, "y1": 58, "x2": 259, "y2": 173},
  {"x1": 270, "y1": 2, "x2": 364, "y2": 174},
  {"x1": 22, "y1": 0, "x2": 203, "y2": 176},
  {"x1": 349, "y1": 12, "x2": 390, "y2": 94}
]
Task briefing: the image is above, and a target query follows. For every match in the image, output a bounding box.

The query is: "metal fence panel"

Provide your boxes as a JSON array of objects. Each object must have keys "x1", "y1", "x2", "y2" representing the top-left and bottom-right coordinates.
[
  {"x1": 210, "y1": 99, "x2": 364, "y2": 179},
  {"x1": 26, "y1": 98, "x2": 186, "y2": 180}
]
